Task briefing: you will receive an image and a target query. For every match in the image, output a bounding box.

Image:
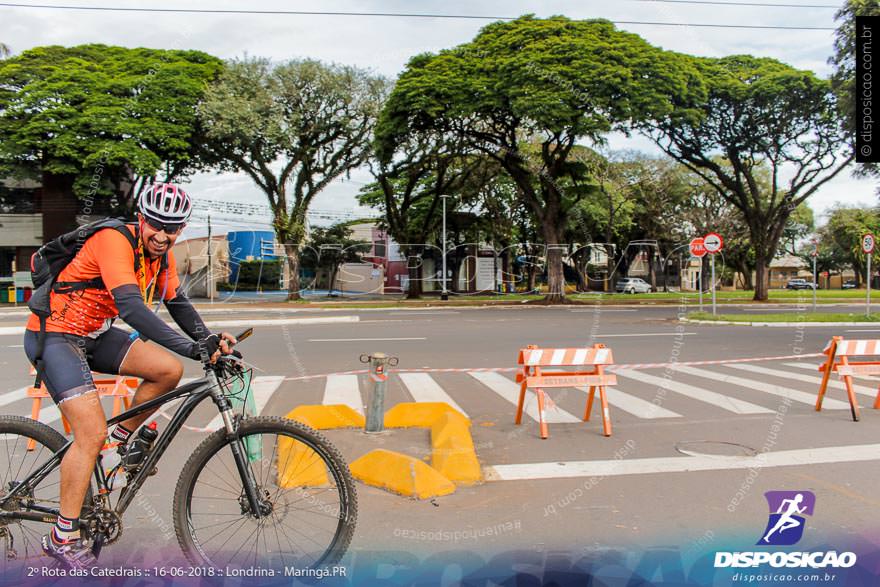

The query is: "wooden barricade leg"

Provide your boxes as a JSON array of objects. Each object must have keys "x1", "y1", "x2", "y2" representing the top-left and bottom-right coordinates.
[
  {"x1": 584, "y1": 386, "x2": 596, "y2": 422},
  {"x1": 599, "y1": 386, "x2": 612, "y2": 437},
  {"x1": 815, "y1": 337, "x2": 838, "y2": 412},
  {"x1": 27, "y1": 395, "x2": 41, "y2": 451},
  {"x1": 535, "y1": 388, "x2": 549, "y2": 439},
  {"x1": 515, "y1": 379, "x2": 528, "y2": 425},
  {"x1": 839, "y1": 356, "x2": 861, "y2": 422},
  {"x1": 874, "y1": 386, "x2": 880, "y2": 410}
]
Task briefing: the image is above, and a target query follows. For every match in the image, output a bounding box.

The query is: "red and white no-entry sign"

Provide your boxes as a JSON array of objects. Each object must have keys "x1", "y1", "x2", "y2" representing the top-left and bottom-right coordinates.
[
  {"x1": 704, "y1": 232, "x2": 724, "y2": 254},
  {"x1": 689, "y1": 237, "x2": 707, "y2": 258},
  {"x1": 863, "y1": 234, "x2": 875, "y2": 254}
]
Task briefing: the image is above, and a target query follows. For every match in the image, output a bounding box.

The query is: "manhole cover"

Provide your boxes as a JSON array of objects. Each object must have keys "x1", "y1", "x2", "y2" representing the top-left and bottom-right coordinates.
[{"x1": 674, "y1": 441, "x2": 758, "y2": 458}]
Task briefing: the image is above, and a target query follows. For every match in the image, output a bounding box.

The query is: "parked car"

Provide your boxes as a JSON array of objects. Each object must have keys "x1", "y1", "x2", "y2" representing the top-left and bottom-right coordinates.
[
  {"x1": 785, "y1": 279, "x2": 817, "y2": 290},
  {"x1": 615, "y1": 277, "x2": 653, "y2": 294},
  {"x1": 842, "y1": 280, "x2": 857, "y2": 290}
]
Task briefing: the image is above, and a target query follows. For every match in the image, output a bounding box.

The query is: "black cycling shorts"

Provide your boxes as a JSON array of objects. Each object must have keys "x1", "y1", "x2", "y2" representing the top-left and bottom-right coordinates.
[{"x1": 23, "y1": 327, "x2": 137, "y2": 405}]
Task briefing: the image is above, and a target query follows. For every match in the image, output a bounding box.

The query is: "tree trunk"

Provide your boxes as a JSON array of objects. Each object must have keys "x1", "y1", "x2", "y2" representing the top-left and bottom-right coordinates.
[
  {"x1": 41, "y1": 171, "x2": 78, "y2": 241},
  {"x1": 737, "y1": 260, "x2": 754, "y2": 290},
  {"x1": 647, "y1": 248, "x2": 657, "y2": 290},
  {"x1": 407, "y1": 261, "x2": 423, "y2": 299},
  {"x1": 284, "y1": 243, "x2": 302, "y2": 301},
  {"x1": 753, "y1": 255, "x2": 769, "y2": 301},
  {"x1": 542, "y1": 221, "x2": 565, "y2": 302}
]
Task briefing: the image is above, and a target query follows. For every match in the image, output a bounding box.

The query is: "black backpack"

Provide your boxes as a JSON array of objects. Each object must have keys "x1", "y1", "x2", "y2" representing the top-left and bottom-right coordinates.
[{"x1": 28, "y1": 217, "x2": 167, "y2": 387}]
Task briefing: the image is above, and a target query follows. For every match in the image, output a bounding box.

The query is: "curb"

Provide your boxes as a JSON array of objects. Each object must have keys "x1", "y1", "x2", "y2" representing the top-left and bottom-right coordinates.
[
  {"x1": 682, "y1": 318, "x2": 880, "y2": 327},
  {"x1": 282, "y1": 402, "x2": 480, "y2": 499},
  {"x1": 349, "y1": 449, "x2": 456, "y2": 499}
]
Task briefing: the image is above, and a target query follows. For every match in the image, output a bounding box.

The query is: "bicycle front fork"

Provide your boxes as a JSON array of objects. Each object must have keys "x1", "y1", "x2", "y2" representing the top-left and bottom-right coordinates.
[{"x1": 214, "y1": 394, "x2": 267, "y2": 519}]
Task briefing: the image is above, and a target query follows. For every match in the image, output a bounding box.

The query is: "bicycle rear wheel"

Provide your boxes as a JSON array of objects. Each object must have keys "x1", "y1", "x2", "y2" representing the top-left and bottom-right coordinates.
[
  {"x1": 173, "y1": 416, "x2": 357, "y2": 570},
  {"x1": 0, "y1": 415, "x2": 94, "y2": 573}
]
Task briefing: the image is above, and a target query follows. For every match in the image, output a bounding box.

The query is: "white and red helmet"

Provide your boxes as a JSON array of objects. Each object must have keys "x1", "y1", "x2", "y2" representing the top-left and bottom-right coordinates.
[{"x1": 138, "y1": 182, "x2": 192, "y2": 225}]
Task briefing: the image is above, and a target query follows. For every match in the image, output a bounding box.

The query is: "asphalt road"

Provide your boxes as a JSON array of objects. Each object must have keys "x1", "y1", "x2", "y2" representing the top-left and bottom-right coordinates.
[{"x1": 1, "y1": 302, "x2": 879, "y2": 575}]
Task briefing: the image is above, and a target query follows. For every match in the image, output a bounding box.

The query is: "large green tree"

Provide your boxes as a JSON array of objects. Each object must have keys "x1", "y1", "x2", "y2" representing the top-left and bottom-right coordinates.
[
  {"x1": 377, "y1": 15, "x2": 702, "y2": 302},
  {"x1": 0, "y1": 44, "x2": 221, "y2": 236},
  {"x1": 821, "y1": 205, "x2": 880, "y2": 286},
  {"x1": 644, "y1": 55, "x2": 852, "y2": 301},
  {"x1": 199, "y1": 57, "x2": 387, "y2": 300}
]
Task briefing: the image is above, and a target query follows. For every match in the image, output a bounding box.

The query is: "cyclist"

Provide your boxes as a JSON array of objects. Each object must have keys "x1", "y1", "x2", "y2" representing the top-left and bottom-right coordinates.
[{"x1": 23, "y1": 183, "x2": 236, "y2": 569}]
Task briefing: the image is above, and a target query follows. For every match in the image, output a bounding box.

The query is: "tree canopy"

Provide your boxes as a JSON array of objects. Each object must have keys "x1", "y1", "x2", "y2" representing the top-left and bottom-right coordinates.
[
  {"x1": 198, "y1": 57, "x2": 387, "y2": 299},
  {"x1": 377, "y1": 15, "x2": 703, "y2": 301},
  {"x1": 645, "y1": 54, "x2": 852, "y2": 300},
  {"x1": 0, "y1": 44, "x2": 221, "y2": 209}
]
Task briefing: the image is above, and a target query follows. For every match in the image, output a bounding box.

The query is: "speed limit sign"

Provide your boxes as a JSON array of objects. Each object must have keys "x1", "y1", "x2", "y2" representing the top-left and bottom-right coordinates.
[{"x1": 863, "y1": 234, "x2": 875, "y2": 254}]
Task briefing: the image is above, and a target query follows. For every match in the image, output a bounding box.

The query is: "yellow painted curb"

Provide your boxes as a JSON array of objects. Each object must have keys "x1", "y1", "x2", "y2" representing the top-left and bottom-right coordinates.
[
  {"x1": 384, "y1": 402, "x2": 467, "y2": 428},
  {"x1": 278, "y1": 405, "x2": 364, "y2": 488},
  {"x1": 431, "y1": 412, "x2": 482, "y2": 484},
  {"x1": 276, "y1": 435, "x2": 330, "y2": 488},
  {"x1": 286, "y1": 404, "x2": 365, "y2": 429},
  {"x1": 349, "y1": 449, "x2": 456, "y2": 499}
]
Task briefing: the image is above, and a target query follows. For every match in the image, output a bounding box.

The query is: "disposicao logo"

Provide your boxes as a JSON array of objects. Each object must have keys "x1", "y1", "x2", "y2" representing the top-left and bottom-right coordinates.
[
  {"x1": 758, "y1": 490, "x2": 815, "y2": 546},
  {"x1": 714, "y1": 490, "x2": 857, "y2": 570}
]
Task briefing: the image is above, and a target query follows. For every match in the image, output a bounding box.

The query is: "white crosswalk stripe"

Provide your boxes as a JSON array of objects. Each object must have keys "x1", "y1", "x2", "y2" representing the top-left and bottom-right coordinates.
[
  {"x1": 579, "y1": 386, "x2": 681, "y2": 419},
  {"x1": 726, "y1": 363, "x2": 878, "y2": 398},
  {"x1": 615, "y1": 369, "x2": 774, "y2": 414},
  {"x1": 206, "y1": 376, "x2": 286, "y2": 431},
  {"x1": 0, "y1": 386, "x2": 30, "y2": 409},
  {"x1": 674, "y1": 365, "x2": 850, "y2": 409},
  {"x1": 468, "y1": 372, "x2": 580, "y2": 423},
  {"x1": 398, "y1": 373, "x2": 468, "y2": 417},
  {"x1": 784, "y1": 361, "x2": 880, "y2": 383},
  {"x1": 323, "y1": 374, "x2": 364, "y2": 415}
]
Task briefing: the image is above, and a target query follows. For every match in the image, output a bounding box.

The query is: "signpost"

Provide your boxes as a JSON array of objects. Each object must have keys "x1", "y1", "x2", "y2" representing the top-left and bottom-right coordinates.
[
  {"x1": 863, "y1": 234, "x2": 875, "y2": 317},
  {"x1": 811, "y1": 238, "x2": 818, "y2": 312},
  {"x1": 703, "y1": 233, "x2": 724, "y2": 316},
  {"x1": 689, "y1": 238, "x2": 706, "y2": 311}
]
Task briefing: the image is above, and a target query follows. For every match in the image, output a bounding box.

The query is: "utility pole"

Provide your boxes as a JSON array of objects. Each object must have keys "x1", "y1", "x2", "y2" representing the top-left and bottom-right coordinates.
[
  {"x1": 440, "y1": 194, "x2": 451, "y2": 301},
  {"x1": 207, "y1": 211, "x2": 213, "y2": 303}
]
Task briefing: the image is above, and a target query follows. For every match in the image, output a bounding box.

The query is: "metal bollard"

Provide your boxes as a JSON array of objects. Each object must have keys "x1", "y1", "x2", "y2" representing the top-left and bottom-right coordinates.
[{"x1": 360, "y1": 352, "x2": 399, "y2": 433}]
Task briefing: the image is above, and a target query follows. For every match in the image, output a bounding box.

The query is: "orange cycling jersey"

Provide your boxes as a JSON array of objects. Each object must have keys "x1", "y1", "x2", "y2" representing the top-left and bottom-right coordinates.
[{"x1": 26, "y1": 225, "x2": 179, "y2": 337}]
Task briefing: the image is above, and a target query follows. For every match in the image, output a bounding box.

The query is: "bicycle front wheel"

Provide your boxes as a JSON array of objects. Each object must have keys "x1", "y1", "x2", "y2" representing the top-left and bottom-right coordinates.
[{"x1": 172, "y1": 416, "x2": 357, "y2": 570}]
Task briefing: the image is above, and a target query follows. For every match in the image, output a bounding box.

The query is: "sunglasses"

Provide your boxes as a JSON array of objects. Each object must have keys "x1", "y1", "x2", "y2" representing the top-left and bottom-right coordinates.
[{"x1": 144, "y1": 217, "x2": 185, "y2": 235}]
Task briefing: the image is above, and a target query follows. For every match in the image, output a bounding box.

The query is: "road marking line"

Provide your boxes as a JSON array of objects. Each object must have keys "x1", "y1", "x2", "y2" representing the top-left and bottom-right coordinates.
[
  {"x1": 595, "y1": 333, "x2": 697, "y2": 338},
  {"x1": 308, "y1": 337, "x2": 426, "y2": 342},
  {"x1": 673, "y1": 365, "x2": 849, "y2": 409},
  {"x1": 568, "y1": 309, "x2": 637, "y2": 313},
  {"x1": 205, "y1": 316, "x2": 358, "y2": 328},
  {"x1": 323, "y1": 374, "x2": 363, "y2": 415},
  {"x1": 784, "y1": 361, "x2": 880, "y2": 382},
  {"x1": 615, "y1": 369, "x2": 773, "y2": 414},
  {"x1": 726, "y1": 363, "x2": 878, "y2": 398},
  {"x1": 579, "y1": 386, "x2": 681, "y2": 419},
  {"x1": 0, "y1": 386, "x2": 30, "y2": 408},
  {"x1": 484, "y1": 443, "x2": 880, "y2": 481},
  {"x1": 467, "y1": 372, "x2": 579, "y2": 423},
  {"x1": 398, "y1": 373, "x2": 468, "y2": 417},
  {"x1": 206, "y1": 376, "x2": 285, "y2": 431},
  {"x1": 845, "y1": 329, "x2": 880, "y2": 332}
]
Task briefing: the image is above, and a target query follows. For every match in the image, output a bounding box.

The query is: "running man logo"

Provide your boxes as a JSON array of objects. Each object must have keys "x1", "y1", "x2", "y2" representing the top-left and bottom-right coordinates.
[{"x1": 758, "y1": 491, "x2": 816, "y2": 546}]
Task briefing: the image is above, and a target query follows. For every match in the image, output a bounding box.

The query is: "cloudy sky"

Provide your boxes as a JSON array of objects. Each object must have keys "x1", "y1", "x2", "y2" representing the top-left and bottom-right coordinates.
[{"x1": 1, "y1": 0, "x2": 873, "y2": 234}]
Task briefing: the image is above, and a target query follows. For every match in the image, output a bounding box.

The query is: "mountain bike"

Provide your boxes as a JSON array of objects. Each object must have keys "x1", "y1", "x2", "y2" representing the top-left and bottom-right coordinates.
[{"x1": 0, "y1": 328, "x2": 357, "y2": 571}]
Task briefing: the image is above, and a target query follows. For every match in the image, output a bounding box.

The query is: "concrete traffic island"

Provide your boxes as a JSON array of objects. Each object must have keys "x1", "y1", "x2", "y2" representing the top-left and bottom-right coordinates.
[{"x1": 282, "y1": 401, "x2": 482, "y2": 499}]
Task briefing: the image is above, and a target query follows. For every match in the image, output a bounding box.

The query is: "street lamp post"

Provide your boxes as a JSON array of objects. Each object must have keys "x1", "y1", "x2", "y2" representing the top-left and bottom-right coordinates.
[{"x1": 440, "y1": 194, "x2": 451, "y2": 301}]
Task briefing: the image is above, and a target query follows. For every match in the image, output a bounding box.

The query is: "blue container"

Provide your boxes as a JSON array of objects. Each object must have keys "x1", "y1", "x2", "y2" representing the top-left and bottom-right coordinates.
[
  {"x1": 16, "y1": 288, "x2": 24, "y2": 303},
  {"x1": 227, "y1": 230, "x2": 277, "y2": 284}
]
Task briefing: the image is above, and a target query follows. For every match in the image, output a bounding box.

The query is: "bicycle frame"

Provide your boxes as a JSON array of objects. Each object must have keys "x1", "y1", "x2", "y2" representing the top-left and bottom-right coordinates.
[{"x1": 0, "y1": 363, "x2": 265, "y2": 552}]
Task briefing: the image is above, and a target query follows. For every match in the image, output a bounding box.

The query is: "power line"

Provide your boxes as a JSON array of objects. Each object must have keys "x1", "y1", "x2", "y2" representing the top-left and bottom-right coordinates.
[
  {"x1": 0, "y1": 2, "x2": 836, "y2": 31},
  {"x1": 631, "y1": 0, "x2": 837, "y2": 8}
]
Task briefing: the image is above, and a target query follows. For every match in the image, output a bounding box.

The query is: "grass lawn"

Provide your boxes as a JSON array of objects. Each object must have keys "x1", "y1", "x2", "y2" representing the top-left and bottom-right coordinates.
[{"x1": 687, "y1": 311, "x2": 880, "y2": 323}]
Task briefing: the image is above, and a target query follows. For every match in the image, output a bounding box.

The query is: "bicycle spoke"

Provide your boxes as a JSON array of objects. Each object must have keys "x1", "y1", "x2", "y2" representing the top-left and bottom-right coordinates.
[{"x1": 182, "y1": 423, "x2": 354, "y2": 570}]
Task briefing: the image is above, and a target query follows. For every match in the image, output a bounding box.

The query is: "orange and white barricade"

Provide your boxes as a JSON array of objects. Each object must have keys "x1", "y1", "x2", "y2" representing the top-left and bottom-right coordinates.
[
  {"x1": 27, "y1": 366, "x2": 139, "y2": 449},
  {"x1": 515, "y1": 344, "x2": 617, "y2": 439},
  {"x1": 815, "y1": 336, "x2": 880, "y2": 422}
]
